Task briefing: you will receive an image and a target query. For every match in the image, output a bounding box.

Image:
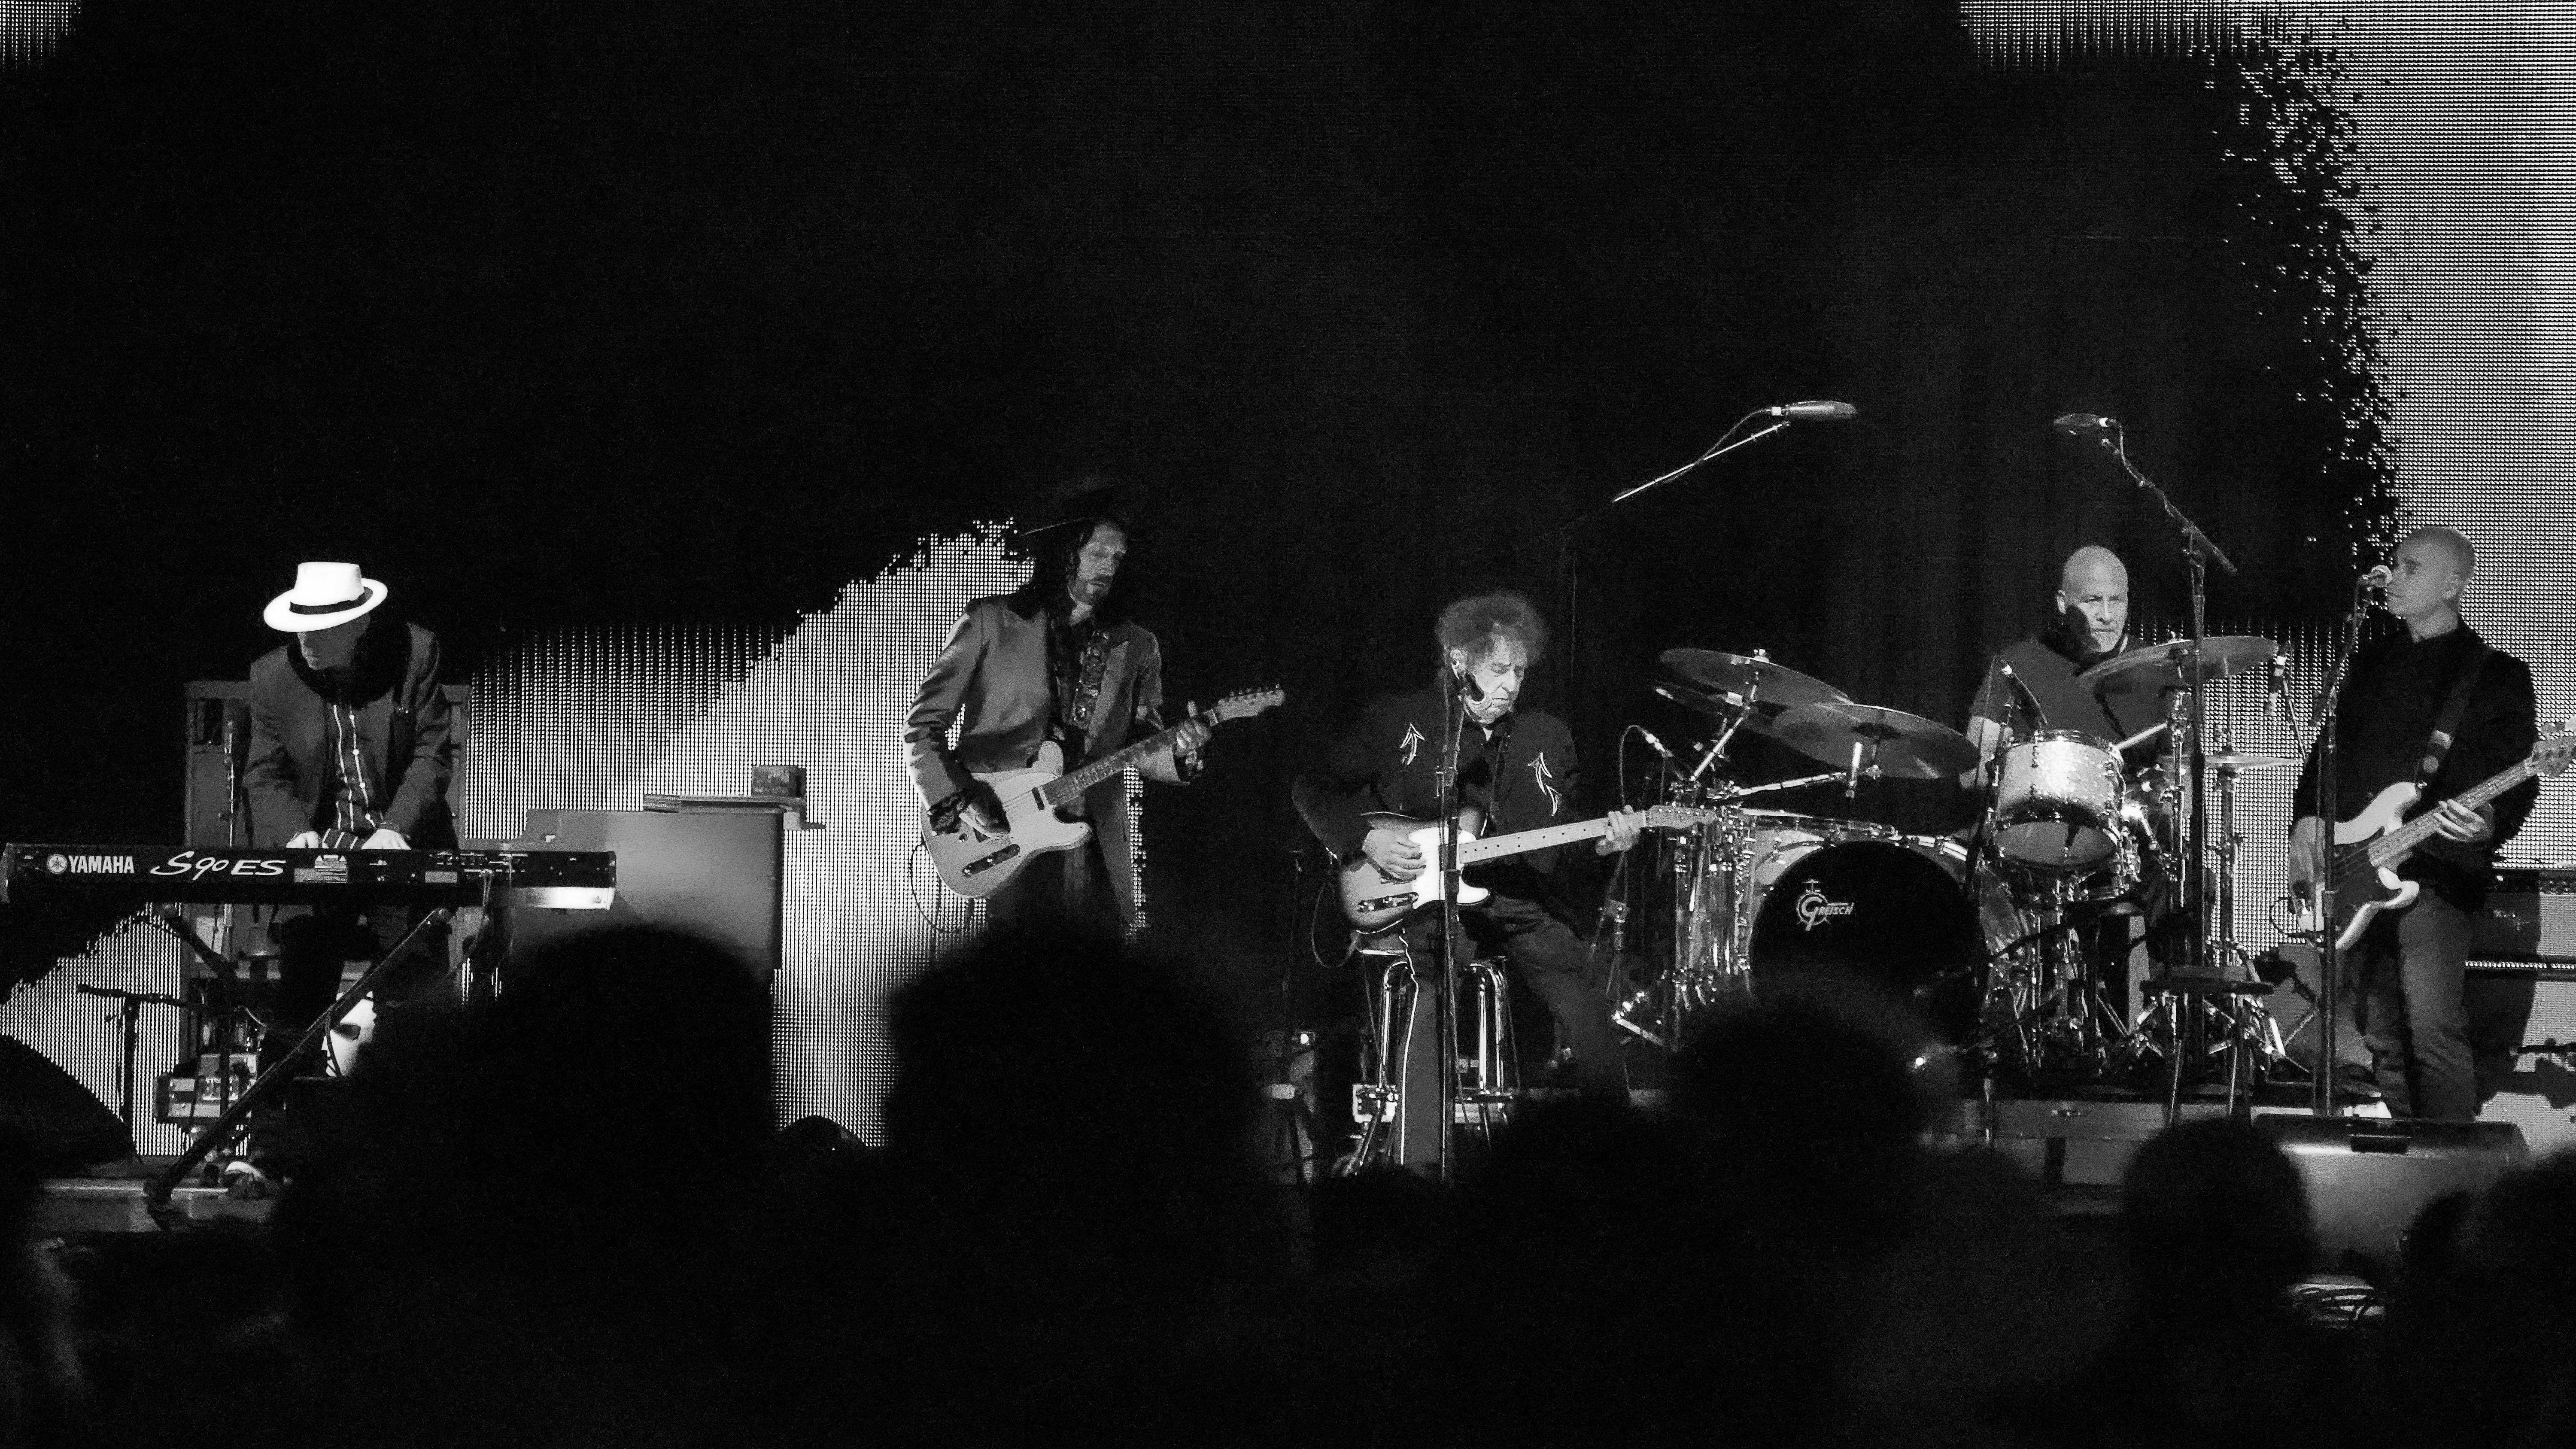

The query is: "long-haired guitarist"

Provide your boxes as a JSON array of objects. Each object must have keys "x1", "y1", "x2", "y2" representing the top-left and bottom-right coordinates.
[
  {"x1": 906, "y1": 491, "x2": 1209, "y2": 934},
  {"x1": 2289, "y1": 526, "x2": 2541, "y2": 1120},
  {"x1": 1291, "y1": 591, "x2": 1644, "y2": 1107}
]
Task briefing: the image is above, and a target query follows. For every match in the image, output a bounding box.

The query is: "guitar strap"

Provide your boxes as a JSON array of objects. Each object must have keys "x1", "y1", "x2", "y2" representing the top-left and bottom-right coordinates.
[{"x1": 2413, "y1": 640, "x2": 2493, "y2": 791}]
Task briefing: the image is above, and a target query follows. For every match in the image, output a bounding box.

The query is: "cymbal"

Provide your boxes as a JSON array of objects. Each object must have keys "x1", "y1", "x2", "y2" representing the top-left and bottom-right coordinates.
[
  {"x1": 1767, "y1": 701, "x2": 1981, "y2": 781},
  {"x1": 2204, "y1": 749, "x2": 2300, "y2": 774},
  {"x1": 1659, "y1": 649, "x2": 1848, "y2": 709},
  {"x1": 2074, "y1": 635, "x2": 2279, "y2": 692},
  {"x1": 1652, "y1": 680, "x2": 1800, "y2": 720}
]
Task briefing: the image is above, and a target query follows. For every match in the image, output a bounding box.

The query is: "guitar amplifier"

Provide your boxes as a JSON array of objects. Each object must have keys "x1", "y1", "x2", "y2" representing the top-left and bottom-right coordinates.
[{"x1": 2470, "y1": 865, "x2": 2576, "y2": 966}]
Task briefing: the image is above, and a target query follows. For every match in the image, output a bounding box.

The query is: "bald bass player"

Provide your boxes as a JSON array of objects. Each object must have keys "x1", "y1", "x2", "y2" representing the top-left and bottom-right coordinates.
[{"x1": 2289, "y1": 526, "x2": 2540, "y2": 1119}]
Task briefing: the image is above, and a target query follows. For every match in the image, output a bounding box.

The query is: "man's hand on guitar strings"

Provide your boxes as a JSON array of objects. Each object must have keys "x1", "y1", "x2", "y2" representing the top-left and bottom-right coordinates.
[
  {"x1": 2431, "y1": 798, "x2": 2494, "y2": 844},
  {"x1": 1361, "y1": 825, "x2": 1425, "y2": 881}
]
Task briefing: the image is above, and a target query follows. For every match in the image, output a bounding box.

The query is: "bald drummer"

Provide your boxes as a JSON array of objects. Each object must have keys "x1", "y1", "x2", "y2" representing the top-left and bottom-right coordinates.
[{"x1": 1965, "y1": 544, "x2": 2166, "y2": 771}]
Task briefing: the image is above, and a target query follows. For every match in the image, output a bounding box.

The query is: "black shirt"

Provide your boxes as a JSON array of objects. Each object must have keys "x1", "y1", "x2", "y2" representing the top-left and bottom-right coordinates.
[
  {"x1": 2293, "y1": 623, "x2": 2538, "y2": 911},
  {"x1": 1292, "y1": 678, "x2": 1587, "y2": 920},
  {"x1": 1970, "y1": 632, "x2": 2166, "y2": 744}
]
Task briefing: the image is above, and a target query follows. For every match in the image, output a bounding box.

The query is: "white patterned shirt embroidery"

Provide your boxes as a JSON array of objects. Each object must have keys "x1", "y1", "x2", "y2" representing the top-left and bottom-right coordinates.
[
  {"x1": 1530, "y1": 752, "x2": 1562, "y2": 815},
  {"x1": 1398, "y1": 721, "x2": 1425, "y2": 767}
]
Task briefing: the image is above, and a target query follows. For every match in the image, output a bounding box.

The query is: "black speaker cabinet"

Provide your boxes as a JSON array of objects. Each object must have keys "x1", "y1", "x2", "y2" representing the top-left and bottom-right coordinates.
[
  {"x1": 508, "y1": 808, "x2": 784, "y2": 985},
  {"x1": 2257, "y1": 1115, "x2": 2529, "y2": 1279}
]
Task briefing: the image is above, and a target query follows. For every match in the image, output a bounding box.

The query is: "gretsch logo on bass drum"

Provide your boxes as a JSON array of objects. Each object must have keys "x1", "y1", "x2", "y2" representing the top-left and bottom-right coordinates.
[{"x1": 1796, "y1": 880, "x2": 1855, "y2": 931}]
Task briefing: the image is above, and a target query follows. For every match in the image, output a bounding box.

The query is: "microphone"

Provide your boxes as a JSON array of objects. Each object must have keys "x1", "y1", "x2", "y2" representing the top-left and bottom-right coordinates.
[
  {"x1": 2053, "y1": 412, "x2": 2120, "y2": 435},
  {"x1": 2360, "y1": 564, "x2": 2393, "y2": 592},
  {"x1": 1634, "y1": 726, "x2": 1677, "y2": 763},
  {"x1": 1454, "y1": 666, "x2": 1484, "y2": 702},
  {"x1": 1767, "y1": 400, "x2": 1858, "y2": 422},
  {"x1": 2266, "y1": 655, "x2": 2290, "y2": 720}
]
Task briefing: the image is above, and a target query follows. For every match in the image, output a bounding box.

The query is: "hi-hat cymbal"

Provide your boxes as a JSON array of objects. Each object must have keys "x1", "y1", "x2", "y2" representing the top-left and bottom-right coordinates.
[
  {"x1": 1767, "y1": 701, "x2": 1981, "y2": 781},
  {"x1": 2075, "y1": 635, "x2": 2279, "y2": 692},
  {"x1": 1659, "y1": 649, "x2": 1849, "y2": 709},
  {"x1": 2204, "y1": 749, "x2": 2301, "y2": 774}
]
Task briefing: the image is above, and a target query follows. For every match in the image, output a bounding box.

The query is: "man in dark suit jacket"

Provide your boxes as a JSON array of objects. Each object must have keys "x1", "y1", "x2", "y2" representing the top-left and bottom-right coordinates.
[
  {"x1": 907, "y1": 516, "x2": 1205, "y2": 933},
  {"x1": 1294, "y1": 591, "x2": 1644, "y2": 1143},
  {"x1": 244, "y1": 562, "x2": 459, "y2": 1054}
]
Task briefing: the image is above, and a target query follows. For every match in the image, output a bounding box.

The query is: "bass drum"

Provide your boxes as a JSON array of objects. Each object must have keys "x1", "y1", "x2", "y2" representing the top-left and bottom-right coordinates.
[{"x1": 1746, "y1": 839, "x2": 1986, "y2": 1042}]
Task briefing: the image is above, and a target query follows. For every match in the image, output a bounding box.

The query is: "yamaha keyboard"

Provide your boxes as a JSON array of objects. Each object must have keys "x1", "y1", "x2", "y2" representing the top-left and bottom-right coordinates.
[{"x1": 0, "y1": 844, "x2": 617, "y2": 910}]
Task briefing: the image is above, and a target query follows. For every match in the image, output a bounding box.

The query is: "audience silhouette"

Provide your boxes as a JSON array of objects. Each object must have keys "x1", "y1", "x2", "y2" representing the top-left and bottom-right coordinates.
[{"x1": 9, "y1": 924, "x2": 2576, "y2": 1447}]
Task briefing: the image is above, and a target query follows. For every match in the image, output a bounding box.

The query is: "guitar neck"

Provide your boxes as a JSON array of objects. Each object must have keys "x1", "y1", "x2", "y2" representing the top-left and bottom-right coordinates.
[
  {"x1": 2363, "y1": 759, "x2": 2539, "y2": 868},
  {"x1": 1457, "y1": 813, "x2": 1683, "y2": 867},
  {"x1": 1040, "y1": 718, "x2": 1198, "y2": 807}
]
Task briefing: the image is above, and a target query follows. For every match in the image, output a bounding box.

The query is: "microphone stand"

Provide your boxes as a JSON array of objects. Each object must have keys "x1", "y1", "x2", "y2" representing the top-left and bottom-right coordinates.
[
  {"x1": 1555, "y1": 408, "x2": 1810, "y2": 735},
  {"x1": 2306, "y1": 580, "x2": 2373, "y2": 1115},
  {"x1": 2081, "y1": 423, "x2": 2238, "y2": 979},
  {"x1": 1435, "y1": 673, "x2": 1474, "y2": 1185}
]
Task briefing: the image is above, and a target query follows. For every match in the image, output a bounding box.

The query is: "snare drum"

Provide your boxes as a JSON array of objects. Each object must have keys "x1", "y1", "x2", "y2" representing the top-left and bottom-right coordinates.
[{"x1": 1993, "y1": 731, "x2": 2126, "y2": 870}]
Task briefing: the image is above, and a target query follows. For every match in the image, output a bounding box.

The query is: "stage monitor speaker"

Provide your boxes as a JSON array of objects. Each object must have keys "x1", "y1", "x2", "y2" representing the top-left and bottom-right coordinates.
[
  {"x1": 2257, "y1": 1115, "x2": 2529, "y2": 1281},
  {"x1": 508, "y1": 808, "x2": 784, "y2": 985}
]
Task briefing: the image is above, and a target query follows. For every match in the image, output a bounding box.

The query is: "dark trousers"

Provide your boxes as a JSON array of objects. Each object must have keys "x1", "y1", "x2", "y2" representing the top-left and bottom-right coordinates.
[
  {"x1": 987, "y1": 837, "x2": 1124, "y2": 939},
  {"x1": 2348, "y1": 892, "x2": 2531, "y2": 1119},
  {"x1": 270, "y1": 906, "x2": 451, "y2": 1065},
  {"x1": 1398, "y1": 894, "x2": 1628, "y2": 1103}
]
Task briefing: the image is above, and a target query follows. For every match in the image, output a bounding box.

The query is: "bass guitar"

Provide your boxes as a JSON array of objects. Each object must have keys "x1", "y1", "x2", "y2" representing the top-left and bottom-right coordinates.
[
  {"x1": 1339, "y1": 804, "x2": 1722, "y2": 933},
  {"x1": 922, "y1": 686, "x2": 1284, "y2": 897},
  {"x1": 2297, "y1": 723, "x2": 2574, "y2": 950}
]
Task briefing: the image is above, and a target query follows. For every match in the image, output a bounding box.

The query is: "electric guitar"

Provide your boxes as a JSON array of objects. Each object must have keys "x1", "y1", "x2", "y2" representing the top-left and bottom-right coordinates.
[
  {"x1": 1339, "y1": 804, "x2": 1723, "y2": 933},
  {"x1": 921, "y1": 686, "x2": 1284, "y2": 897},
  {"x1": 2296, "y1": 723, "x2": 2575, "y2": 950}
]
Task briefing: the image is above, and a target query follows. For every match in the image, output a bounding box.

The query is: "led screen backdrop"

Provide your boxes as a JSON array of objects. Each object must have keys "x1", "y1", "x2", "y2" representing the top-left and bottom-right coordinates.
[
  {"x1": 1968, "y1": 0, "x2": 2576, "y2": 882},
  {"x1": 456, "y1": 523, "x2": 1148, "y2": 1140}
]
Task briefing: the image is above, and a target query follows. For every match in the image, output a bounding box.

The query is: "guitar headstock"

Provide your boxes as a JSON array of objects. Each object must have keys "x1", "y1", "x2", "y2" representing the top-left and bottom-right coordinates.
[
  {"x1": 1640, "y1": 804, "x2": 1727, "y2": 831},
  {"x1": 1206, "y1": 686, "x2": 1286, "y2": 724},
  {"x1": 2537, "y1": 721, "x2": 2576, "y2": 779}
]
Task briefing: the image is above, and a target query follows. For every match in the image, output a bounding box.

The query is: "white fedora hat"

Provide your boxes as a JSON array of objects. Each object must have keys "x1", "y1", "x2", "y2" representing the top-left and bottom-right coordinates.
[{"x1": 263, "y1": 562, "x2": 389, "y2": 633}]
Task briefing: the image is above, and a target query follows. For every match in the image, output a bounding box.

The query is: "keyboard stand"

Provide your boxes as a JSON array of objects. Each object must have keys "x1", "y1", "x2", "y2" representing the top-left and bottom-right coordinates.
[{"x1": 146, "y1": 907, "x2": 455, "y2": 1222}]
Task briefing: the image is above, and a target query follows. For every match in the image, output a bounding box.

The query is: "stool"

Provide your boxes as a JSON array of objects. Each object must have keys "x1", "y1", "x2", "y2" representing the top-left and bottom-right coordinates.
[{"x1": 1342, "y1": 933, "x2": 1518, "y2": 1176}]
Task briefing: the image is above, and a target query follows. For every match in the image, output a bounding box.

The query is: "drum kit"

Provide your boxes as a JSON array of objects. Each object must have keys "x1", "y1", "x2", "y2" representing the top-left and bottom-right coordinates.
[{"x1": 1614, "y1": 638, "x2": 2300, "y2": 1097}]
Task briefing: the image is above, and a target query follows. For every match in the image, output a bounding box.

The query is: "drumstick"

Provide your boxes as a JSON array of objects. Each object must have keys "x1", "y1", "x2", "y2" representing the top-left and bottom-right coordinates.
[{"x1": 2115, "y1": 722, "x2": 2168, "y2": 754}]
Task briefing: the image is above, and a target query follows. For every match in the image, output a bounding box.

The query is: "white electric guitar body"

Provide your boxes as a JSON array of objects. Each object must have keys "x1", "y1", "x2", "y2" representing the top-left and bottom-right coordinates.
[
  {"x1": 2300, "y1": 724, "x2": 2574, "y2": 951},
  {"x1": 1338, "y1": 803, "x2": 1723, "y2": 934},
  {"x1": 921, "y1": 687, "x2": 1283, "y2": 897}
]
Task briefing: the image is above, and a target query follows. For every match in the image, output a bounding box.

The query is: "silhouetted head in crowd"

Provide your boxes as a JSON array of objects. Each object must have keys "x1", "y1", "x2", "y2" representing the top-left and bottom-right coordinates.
[
  {"x1": 267, "y1": 927, "x2": 777, "y2": 1449},
  {"x1": 1676, "y1": 978, "x2": 1941, "y2": 1151},
  {"x1": 884, "y1": 927, "x2": 1260, "y2": 1209},
  {"x1": 2117, "y1": 1118, "x2": 2314, "y2": 1317}
]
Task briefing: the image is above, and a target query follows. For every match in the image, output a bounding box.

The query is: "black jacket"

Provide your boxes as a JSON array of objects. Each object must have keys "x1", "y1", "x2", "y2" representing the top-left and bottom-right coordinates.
[
  {"x1": 244, "y1": 620, "x2": 458, "y2": 849},
  {"x1": 1292, "y1": 677, "x2": 1588, "y2": 920},
  {"x1": 2293, "y1": 623, "x2": 2537, "y2": 911}
]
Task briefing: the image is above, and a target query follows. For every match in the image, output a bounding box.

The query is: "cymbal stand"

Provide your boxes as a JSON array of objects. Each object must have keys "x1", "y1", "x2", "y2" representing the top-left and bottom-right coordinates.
[{"x1": 2077, "y1": 419, "x2": 2239, "y2": 979}]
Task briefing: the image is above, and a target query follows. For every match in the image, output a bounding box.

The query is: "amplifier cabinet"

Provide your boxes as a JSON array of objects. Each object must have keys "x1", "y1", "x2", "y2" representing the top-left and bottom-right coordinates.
[
  {"x1": 2473, "y1": 866, "x2": 2576, "y2": 963},
  {"x1": 2256, "y1": 1115, "x2": 2528, "y2": 1280}
]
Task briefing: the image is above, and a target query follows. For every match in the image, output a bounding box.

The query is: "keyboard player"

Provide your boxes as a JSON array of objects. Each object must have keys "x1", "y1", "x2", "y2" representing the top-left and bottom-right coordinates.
[{"x1": 244, "y1": 562, "x2": 459, "y2": 1058}]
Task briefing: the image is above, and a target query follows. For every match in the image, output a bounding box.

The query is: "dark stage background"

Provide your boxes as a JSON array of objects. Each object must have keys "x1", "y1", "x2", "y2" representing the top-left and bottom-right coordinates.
[{"x1": 0, "y1": 2, "x2": 2385, "y2": 985}]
